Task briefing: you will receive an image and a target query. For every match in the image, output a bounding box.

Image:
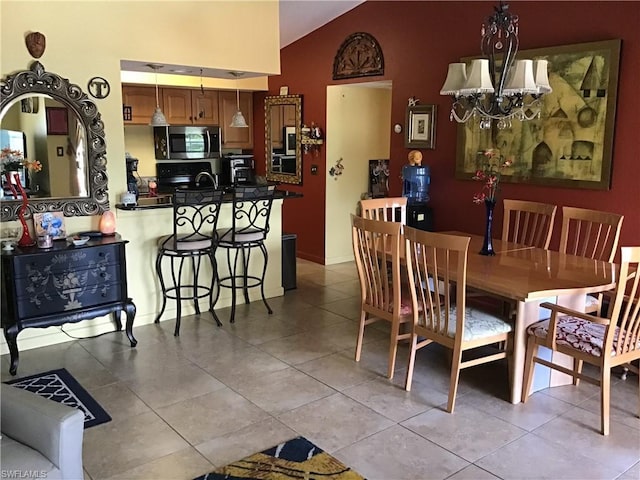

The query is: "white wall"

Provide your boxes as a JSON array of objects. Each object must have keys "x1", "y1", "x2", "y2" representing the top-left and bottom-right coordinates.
[{"x1": 324, "y1": 83, "x2": 392, "y2": 265}]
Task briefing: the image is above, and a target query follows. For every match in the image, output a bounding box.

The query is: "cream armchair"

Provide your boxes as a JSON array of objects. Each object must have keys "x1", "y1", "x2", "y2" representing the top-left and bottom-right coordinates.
[{"x1": 1, "y1": 384, "x2": 84, "y2": 480}]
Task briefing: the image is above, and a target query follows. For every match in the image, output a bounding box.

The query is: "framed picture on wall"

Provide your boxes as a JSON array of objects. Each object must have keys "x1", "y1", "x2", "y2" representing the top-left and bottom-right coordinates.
[
  {"x1": 405, "y1": 104, "x2": 436, "y2": 149},
  {"x1": 45, "y1": 107, "x2": 68, "y2": 135}
]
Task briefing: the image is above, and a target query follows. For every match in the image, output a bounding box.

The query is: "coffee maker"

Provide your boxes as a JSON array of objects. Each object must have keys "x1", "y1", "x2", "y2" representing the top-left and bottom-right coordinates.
[{"x1": 126, "y1": 156, "x2": 139, "y2": 198}]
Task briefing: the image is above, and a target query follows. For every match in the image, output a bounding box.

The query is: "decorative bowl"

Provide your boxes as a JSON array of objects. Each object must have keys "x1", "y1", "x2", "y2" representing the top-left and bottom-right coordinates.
[{"x1": 68, "y1": 235, "x2": 90, "y2": 246}]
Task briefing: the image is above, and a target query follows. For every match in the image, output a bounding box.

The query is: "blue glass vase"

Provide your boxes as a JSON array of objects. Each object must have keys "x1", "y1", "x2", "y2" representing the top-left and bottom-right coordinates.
[{"x1": 480, "y1": 198, "x2": 496, "y2": 256}]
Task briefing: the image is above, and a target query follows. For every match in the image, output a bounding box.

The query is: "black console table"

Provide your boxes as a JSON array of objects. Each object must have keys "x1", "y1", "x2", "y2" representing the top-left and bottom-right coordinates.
[{"x1": 1, "y1": 234, "x2": 137, "y2": 375}]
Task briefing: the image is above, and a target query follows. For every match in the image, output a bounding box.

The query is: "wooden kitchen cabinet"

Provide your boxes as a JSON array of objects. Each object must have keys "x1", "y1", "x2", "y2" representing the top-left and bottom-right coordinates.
[
  {"x1": 122, "y1": 85, "x2": 159, "y2": 125},
  {"x1": 162, "y1": 88, "x2": 219, "y2": 125},
  {"x1": 219, "y1": 90, "x2": 253, "y2": 149}
]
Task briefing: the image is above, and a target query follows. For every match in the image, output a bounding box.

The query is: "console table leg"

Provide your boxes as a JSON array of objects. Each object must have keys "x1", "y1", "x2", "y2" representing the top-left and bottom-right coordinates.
[
  {"x1": 4, "y1": 327, "x2": 20, "y2": 376},
  {"x1": 112, "y1": 310, "x2": 123, "y2": 331},
  {"x1": 124, "y1": 299, "x2": 138, "y2": 347}
]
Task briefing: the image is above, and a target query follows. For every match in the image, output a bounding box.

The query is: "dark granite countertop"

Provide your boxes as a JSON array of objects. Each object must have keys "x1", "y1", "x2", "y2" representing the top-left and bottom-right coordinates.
[{"x1": 115, "y1": 189, "x2": 302, "y2": 211}]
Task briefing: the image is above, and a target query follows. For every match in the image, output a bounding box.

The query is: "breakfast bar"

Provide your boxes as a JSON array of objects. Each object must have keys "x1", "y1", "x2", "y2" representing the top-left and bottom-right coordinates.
[{"x1": 113, "y1": 189, "x2": 301, "y2": 329}]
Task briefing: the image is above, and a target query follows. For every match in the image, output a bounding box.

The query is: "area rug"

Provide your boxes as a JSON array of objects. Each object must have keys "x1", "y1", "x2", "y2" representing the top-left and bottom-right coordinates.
[
  {"x1": 195, "y1": 436, "x2": 365, "y2": 480},
  {"x1": 4, "y1": 367, "x2": 111, "y2": 428}
]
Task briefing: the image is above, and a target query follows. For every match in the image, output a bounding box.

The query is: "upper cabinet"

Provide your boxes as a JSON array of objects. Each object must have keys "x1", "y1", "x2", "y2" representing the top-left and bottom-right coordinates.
[
  {"x1": 162, "y1": 88, "x2": 219, "y2": 125},
  {"x1": 122, "y1": 86, "x2": 252, "y2": 150},
  {"x1": 122, "y1": 86, "x2": 158, "y2": 125},
  {"x1": 219, "y1": 91, "x2": 253, "y2": 149}
]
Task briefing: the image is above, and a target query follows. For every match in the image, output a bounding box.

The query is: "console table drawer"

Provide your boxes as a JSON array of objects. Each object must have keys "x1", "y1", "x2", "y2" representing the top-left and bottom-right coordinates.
[
  {"x1": 13, "y1": 245, "x2": 119, "y2": 278},
  {"x1": 15, "y1": 262, "x2": 122, "y2": 292},
  {"x1": 16, "y1": 281, "x2": 124, "y2": 319}
]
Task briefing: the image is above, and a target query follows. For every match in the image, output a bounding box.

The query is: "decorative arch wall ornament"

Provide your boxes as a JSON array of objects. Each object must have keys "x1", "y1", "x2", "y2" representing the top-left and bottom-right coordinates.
[{"x1": 332, "y1": 32, "x2": 384, "y2": 80}]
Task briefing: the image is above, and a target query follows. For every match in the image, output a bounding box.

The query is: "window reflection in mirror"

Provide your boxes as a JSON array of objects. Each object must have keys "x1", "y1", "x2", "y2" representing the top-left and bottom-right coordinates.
[
  {"x1": 0, "y1": 95, "x2": 88, "y2": 200},
  {"x1": 264, "y1": 95, "x2": 302, "y2": 184}
]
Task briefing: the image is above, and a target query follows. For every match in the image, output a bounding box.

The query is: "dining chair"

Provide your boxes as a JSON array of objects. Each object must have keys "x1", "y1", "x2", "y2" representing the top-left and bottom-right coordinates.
[
  {"x1": 351, "y1": 214, "x2": 412, "y2": 380},
  {"x1": 559, "y1": 206, "x2": 624, "y2": 314},
  {"x1": 359, "y1": 197, "x2": 407, "y2": 224},
  {"x1": 522, "y1": 246, "x2": 640, "y2": 435},
  {"x1": 502, "y1": 199, "x2": 557, "y2": 249},
  {"x1": 403, "y1": 227, "x2": 513, "y2": 413}
]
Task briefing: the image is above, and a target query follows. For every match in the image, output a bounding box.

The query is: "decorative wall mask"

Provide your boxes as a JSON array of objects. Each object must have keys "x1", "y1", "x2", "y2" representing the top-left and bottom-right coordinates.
[
  {"x1": 25, "y1": 32, "x2": 46, "y2": 59},
  {"x1": 333, "y1": 32, "x2": 384, "y2": 80}
]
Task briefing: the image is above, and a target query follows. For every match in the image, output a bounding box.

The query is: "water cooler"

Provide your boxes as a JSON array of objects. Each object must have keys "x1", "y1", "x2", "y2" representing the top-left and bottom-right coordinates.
[{"x1": 402, "y1": 164, "x2": 433, "y2": 231}]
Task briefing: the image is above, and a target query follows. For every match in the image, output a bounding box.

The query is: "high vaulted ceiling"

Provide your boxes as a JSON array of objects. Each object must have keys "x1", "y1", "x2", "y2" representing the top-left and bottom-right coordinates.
[{"x1": 279, "y1": 0, "x2": 366, "y2": 48}]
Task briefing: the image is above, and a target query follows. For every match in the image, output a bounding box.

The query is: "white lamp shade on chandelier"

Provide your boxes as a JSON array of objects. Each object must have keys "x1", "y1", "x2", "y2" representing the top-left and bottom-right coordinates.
[{"x1": 440, "y1": 1, "x2": 552, "y2": 128}]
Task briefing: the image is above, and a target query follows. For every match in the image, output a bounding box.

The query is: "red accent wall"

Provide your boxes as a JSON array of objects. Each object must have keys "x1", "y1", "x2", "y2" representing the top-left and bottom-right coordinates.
[{"x1": 256, "y1": 1, "x2": 640, "y2": 264}]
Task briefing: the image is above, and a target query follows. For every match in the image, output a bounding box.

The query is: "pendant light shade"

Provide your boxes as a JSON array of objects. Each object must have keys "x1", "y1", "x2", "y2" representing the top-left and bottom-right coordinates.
[
  {"x1": 229, "y1": 71, "x2": 249, "y2": 128},
  {"x1": 147, "y1": 64, "x2": 169, "y2": 127}
]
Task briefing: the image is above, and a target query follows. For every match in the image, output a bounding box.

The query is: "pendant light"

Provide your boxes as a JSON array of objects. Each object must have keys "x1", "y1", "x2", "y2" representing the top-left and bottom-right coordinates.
[
  {"x1": 147, "y1": 64, "x2": 169, "y2": 127},
  {"x1": 229, "y1": 71, "x2": 248, "y2": 128}
]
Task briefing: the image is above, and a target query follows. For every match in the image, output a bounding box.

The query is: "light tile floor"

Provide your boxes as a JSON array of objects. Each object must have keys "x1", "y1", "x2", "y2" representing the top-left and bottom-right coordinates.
[{"x1": 2, "y1": 259, "x2": 639, "y2": 480}]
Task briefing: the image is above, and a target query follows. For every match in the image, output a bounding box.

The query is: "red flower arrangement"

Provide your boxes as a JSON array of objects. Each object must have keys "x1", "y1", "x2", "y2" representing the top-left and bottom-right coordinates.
[{"x1": 472, "y1": 149, "x2": 512, "y2": 204}]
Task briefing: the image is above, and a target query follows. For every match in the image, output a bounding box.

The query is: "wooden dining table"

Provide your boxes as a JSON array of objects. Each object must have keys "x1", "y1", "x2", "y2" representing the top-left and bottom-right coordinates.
[{"x1": 417, "y1": 232, "x2": 618, "y2": 404}]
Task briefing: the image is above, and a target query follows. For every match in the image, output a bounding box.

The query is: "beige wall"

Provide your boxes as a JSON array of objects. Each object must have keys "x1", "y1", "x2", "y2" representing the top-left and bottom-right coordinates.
[
  {"x1": 324, "y1": 83, "x2": 392, "y2": 264},
  {"x1": 0, "y1": 1, "x2": 281, "y2": 354},
  {"x1": 1, "y1": 0, "x2": 278, "y2": 224}
]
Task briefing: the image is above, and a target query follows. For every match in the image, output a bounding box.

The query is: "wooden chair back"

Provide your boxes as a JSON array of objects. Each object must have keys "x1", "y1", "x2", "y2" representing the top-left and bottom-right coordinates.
[
  {"x1": 606, "y1": 246, "x2": 640, "y2": 358},
  {"x1": 502, "y1": 199, "x2": 557, "y2": 249},
  {"x1": 403, "y1": 228, "x2": 470, "y2": 341},
  {"x1": 351, "y1": 214, "x2": 409, "y2": 378},
  {"x1": 359, "y1": 197, "x2": 407, "y2": 224},
  {"x1": 559, "y1": 206, "x2": 623, "y2": 262}
]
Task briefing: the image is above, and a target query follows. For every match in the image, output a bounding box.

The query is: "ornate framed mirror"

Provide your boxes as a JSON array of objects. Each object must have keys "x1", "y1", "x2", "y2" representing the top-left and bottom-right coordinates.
[
  {"x1": 0, "y1": 61, "x2": 108, "y2": 221},
  {"x1": 264, "y1": 94, "x2": 302, "y2": 185}
]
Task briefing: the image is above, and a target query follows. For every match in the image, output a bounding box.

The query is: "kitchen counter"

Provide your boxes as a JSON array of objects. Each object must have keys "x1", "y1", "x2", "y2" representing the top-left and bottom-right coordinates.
[{"x1": 116, "y1": 189, "x2": 302, "y2": 211}]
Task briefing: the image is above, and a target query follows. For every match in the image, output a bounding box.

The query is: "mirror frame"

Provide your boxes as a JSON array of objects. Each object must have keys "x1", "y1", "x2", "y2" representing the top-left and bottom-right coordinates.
[
  {"x1": 264, "y1": 94, "x2": 302, "y2": 185},
  {"x1": 0, "y1": 61, "x2": 108, "y2": 221}
]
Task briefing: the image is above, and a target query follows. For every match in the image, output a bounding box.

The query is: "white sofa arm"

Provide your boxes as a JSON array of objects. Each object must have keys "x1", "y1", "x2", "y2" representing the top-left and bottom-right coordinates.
[{"x1": 1, "y1": 384, "x2": 84, "y2": 480}]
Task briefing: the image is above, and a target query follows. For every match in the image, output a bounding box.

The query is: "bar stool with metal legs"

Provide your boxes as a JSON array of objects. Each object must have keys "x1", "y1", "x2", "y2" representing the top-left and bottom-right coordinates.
[
  {"x1": 213, "y1": 184, "x2": 276, "y2": 323},
  {"x1": 154, "y1": 188, "x2": 224, "y2": 336}
]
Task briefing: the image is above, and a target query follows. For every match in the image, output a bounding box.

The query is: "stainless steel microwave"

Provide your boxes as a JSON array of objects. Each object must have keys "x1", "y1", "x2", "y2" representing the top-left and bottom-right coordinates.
[{"x1": 154, "y1": 126, "x2": 221, "y2": 160}]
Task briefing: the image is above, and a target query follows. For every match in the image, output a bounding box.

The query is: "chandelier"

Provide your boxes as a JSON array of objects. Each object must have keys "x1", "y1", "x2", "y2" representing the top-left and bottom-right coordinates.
[{"x1": 440, "y1": 1, "x2": 551, "y2": 129}]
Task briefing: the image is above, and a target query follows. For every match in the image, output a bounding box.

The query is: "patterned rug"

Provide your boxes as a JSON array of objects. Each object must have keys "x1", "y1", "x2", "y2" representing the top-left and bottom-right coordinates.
[
  {"x1": 195, "y1": 436, "x2": 365, "y2": 480},
  {"x1": 4, "y1": 367, "x2": 111, "y2": 428}
]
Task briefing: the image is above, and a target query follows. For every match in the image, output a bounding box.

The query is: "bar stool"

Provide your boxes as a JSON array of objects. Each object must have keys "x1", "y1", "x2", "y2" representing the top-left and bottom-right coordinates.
[
  {"x1": 154, "y1": 188, "x2": 224, "y2": 336},
  {"x1": 213, "y1": 184, "x2": 276, "y2": 323}
]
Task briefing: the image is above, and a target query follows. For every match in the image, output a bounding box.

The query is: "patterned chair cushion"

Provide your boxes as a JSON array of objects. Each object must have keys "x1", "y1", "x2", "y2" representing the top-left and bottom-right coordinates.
[
  {"x1": 527, "y1": 316, "x2": 639, "y2": 357},
  {"x1": 422, "y1": 308, "x2": 512, "y2": 341}
]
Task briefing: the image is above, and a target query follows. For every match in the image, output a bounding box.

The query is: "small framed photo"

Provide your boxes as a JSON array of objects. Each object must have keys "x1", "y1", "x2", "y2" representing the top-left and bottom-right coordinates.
[
  {"x1": 33, "y1": 212, "x2": 67, "y2": 240},
  {"x1": 279, "y1": 86, "x2": 289, "y2": 96},
  {"x1": 46, "y1": 107, "x2": 69, "y2": 135},
  {"x1": 405, "y1": 104, "x2": 436, "y2": 149}
]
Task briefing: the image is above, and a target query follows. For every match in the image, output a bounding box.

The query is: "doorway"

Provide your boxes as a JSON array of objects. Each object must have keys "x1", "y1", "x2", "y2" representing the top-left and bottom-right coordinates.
[{"x1": 324, "y1": 80, "x2": 393, "y2": 265}]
